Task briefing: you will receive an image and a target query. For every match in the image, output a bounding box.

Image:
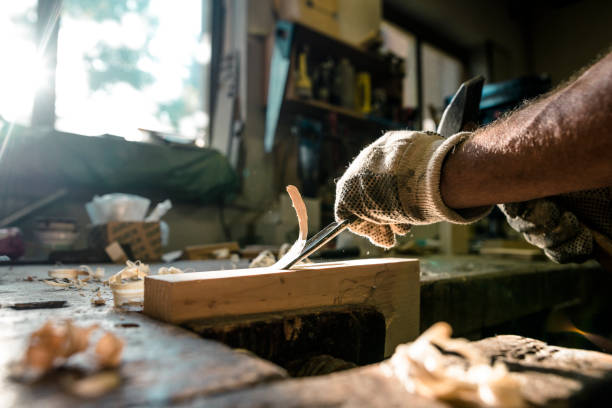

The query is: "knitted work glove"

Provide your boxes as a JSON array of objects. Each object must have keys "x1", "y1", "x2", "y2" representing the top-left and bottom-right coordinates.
[
  {"x1": 499, "y1": 187, "x2": 612, "y2": 263},
  {"x1": 335, "y1": 130, "x2": 493, "y2": 248}
]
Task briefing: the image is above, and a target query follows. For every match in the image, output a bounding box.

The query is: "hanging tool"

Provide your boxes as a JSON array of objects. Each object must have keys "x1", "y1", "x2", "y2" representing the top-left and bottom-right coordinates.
[{"x1": 275, "y1": 76, "x2": 485, "y2": 270}]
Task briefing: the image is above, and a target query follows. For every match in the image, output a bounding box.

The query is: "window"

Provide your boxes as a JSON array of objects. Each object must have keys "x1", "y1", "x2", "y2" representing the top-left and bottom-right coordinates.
[
  {"x1": 0, "y1": 1, "x2": 38, "y2": 125},
  {"x1": 0, "y1": 0, "x2": 211, "y2": 144},
  {"x1": 381, "y1": 21, "x2": 464, "y2": 131},
  {"x1": 421, "y1": 43, "x2": 463, "y2": 131},
  {"x1": 380, "y1": 21, "x2": 418, "y2": 109}
]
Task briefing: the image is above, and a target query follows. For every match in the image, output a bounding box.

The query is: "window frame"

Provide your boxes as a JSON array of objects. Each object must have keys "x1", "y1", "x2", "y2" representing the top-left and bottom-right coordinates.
[
  {"x1": 382, "y1": 3, "x2": 469, "y2": 128},
  {"x1": 28, "y1": 0, "x2": 216, "y2": 142}
]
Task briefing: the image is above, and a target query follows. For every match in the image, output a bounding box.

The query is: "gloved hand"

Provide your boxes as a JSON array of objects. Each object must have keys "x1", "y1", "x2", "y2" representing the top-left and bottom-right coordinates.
[
  {"x1": 499, "y1": 187, "x2": 612, "y2": 264},
  {"x1": 335, "y1": 130, "x2": 492, "y2": 248}
]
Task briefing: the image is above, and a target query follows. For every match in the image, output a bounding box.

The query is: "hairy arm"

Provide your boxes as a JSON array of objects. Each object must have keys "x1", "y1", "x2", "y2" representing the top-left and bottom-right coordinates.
[{"x1": 440, "y1": 51, "x2": 612, "y2": 209}]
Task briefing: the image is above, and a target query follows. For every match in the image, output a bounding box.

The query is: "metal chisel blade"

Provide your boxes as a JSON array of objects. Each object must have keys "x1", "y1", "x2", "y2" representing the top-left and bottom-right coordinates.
[{"x1": 274, "y1": 217, "x2": 355, "y2": 270}]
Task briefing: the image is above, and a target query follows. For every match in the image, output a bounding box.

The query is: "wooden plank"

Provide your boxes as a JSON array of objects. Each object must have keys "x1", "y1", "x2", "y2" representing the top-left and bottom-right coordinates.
[{"x1": 144, "y1": 258, "x2": 420, "y2": 356}]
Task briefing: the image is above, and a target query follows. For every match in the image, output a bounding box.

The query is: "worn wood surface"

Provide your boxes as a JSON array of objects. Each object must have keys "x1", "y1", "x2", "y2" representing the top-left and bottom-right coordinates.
[
  {"x1": 420, "y1": 256, "x2": 605, "y2": 337},
  {"x1": 0, "y1": 261, "x2": 285, "y2": 407},
  {"x1": 1, "y1": 257, "x2": 610, "y2": 407},
  {"x1": 144, "y1": 258, "x2": 420, "y2": 356},
  {"x1": 192, "y1": 334, "x2": 612, "y2": 408},
  {"x1": 196, "y1": 364, "x2": 450, "y2": 408},
  {"x1": 472, "y1": 335, "x2": 612, "y2": 407}
]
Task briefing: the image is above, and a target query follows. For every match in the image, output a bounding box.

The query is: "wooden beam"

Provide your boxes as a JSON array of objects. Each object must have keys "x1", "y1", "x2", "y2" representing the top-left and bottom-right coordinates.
[{"x1": 144, "y1": 258, "x2": 420, "y2": 356}]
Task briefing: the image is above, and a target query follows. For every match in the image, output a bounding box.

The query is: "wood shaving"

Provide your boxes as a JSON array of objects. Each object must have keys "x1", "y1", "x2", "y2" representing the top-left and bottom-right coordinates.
[
  {"x1": 107, "y1": 260, "x2": 150, "y2": 306},
  {"x1": 11, "y1": 320, "x2": 98, "y2": 380},
  {"x1": 43, "y1": 279, "x2": 72, "y2": 288},
  {"x1": 95, "y1": 332, "x2": 124, "y2": 369},
  {"x1": 212, "y1": 248, "x2": 231, "y2": 259},
  {"x1": 157, "y1": 266, "x2": 184, "y2": 275},
  {"x1": 278, "y1": 243, "x2": 292, "y2": 258},
  {"x1": 49, "y1": 268, "x2": 90, "y2": 281},
  {"x1": 11, "y1": 319, "x2": 124, "y2": 383},
  {"x1": 286, "y1": 185, "x2": 308, "y2": 241},
  {"x1": 107, "y1": 260, "x2": 149, "y2": 286},
  {"x1": 270, "y1": 185, "x2": 309, "y2": 270},
  {"x1": 65, "y1": 371, "x2": 121, "y2": 399},
  {"x1": 249, "y1": 249, "x2": 276, "y2": 268},
  {"x1": 80, "y1": 265, "x2": 105, "y2": 281},
  {"x1": 46, "y1": 266, "x2": 98, "y2": 289},
  {"x1": 386, "y1": 322, "x2": 525, "y2": 407}
]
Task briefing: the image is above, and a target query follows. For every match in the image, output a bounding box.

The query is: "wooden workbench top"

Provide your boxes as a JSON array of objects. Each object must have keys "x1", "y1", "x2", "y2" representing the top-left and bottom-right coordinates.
[{"x1": 0, "y1": 257, "x2": 609, "y2": 407}]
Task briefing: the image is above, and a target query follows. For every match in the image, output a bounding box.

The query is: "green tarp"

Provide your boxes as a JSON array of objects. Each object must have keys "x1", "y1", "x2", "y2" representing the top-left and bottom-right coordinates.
[{"x1": 0, "y1": 123, "x2": 238, "y2": 204}]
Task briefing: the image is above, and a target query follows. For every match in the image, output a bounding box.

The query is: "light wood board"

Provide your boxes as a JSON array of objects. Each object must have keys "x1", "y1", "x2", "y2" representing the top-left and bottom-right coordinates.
[{"x1": 144, "y1": 258, "x2": 420, "y2": 356}]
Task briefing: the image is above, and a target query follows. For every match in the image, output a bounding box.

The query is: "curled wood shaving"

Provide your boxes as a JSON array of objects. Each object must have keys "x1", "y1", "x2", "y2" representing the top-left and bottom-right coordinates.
[
  {"x1": 286, "y1": 185, "x2": 308, "y2": 241},
  {"x1": 107, "y1": 261, "x2": 150, "y2": 306},
  {"x1": 270, "y1": 185, "x2": 309, "y2": 270},
  {"x1": 107, "y1": 260, "x2": 149, "y2": 286},
  {"x1": 249, "y1": 250, "x2": 276, "y2": 268},
  {"x1": 95, "y1": 332, "x2": 124, "y2": 369},
  {"x1": 43, "y1": 279, "x2": 72, "y2": 288},
  {"x1": 387, "y1": 322, "x2": 525, "y2": 407},
  {"x1": 46, "y1": 266, "x2": 100, "y2": 289},
  {"x1": 49, "y1": 268, "x2": 90, "y2": 281},
  {"x1": 278, "y1": 243, "x2": 292, "y2": 258},
  {"x1": 212, "y1": 248, "x2": 231, "y2": 259},
  {"x1": 80, "y1": 265, "x2": 105, "y2": 281},
  {"x1": 12, "y1": 320, "x2": 98, "y2": 380},
  {"x1": 157, "y1": 266, "x2": 184, "y2": 275},
  {"x1": 11, "y1": 319, "x2": 124, "y2": 383}
]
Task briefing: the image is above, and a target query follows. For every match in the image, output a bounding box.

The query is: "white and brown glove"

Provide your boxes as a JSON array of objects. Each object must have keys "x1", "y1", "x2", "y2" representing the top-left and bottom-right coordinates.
[
  {"x1": 335, "y1": 130, "x2": 492, "y2": 248},
  {"x1": 499, "y1": 187, "x2": 612, "y2": 264}
]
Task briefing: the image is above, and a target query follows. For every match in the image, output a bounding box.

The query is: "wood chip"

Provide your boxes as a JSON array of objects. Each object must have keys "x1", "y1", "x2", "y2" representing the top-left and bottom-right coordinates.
[{"x1": 91, "y1": 293, "x2": 106, "y2": 306}]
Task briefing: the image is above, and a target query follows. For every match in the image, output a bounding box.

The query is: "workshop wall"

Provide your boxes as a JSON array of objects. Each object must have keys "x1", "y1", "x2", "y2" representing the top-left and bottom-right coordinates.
[
  {"x1": 528, "y1": 0, "x2": 612, "y2": 85},
  {"x1": 385, "y1": 0, "x2": 529, "y2": 82}
]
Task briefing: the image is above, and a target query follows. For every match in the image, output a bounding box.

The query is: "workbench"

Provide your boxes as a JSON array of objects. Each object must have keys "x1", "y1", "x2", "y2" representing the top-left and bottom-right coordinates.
[{"x1": 1, "y1": 256, "x2": 611, "y2": 407}]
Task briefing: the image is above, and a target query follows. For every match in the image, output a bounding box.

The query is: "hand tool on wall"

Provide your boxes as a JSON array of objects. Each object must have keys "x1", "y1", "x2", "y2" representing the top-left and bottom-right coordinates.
[{"x1": 274, "y1": 75, "x2": 485, "y2": 270}]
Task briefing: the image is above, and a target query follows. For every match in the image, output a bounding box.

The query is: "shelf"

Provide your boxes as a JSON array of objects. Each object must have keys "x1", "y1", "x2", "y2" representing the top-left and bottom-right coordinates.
[
  {"x1": 284, "y1": 97, "x2": 406, "y2": 129},
  {"x1": 289, "y1": 22, "x2": 395, "y2": 78}
]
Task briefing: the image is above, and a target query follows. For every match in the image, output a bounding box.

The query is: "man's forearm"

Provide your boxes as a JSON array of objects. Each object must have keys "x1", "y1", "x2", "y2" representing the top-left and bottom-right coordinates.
[{"x1": 440, "y1": 51, "x2": 612, "y2": 209}]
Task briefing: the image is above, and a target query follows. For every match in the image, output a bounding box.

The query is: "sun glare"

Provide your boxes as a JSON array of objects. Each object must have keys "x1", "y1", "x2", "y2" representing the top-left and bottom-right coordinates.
[{"x1": 0, "y1": 1, "x2": 38, "y2": 124}]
